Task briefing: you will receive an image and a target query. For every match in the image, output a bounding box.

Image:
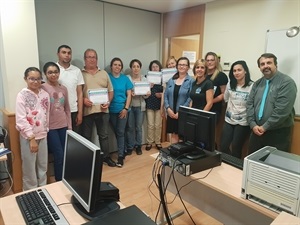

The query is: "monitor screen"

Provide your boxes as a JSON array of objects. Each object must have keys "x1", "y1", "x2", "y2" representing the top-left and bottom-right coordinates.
[
  {"x1": 178, "y1": 106, "x2": 216, "y2": 152},
  {"x1": 62, "y1": 130, "x2": 103, "y2": 213}
]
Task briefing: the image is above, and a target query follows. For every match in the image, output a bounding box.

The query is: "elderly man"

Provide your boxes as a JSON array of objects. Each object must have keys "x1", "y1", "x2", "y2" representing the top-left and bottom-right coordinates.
[
  {"x1": 246, "y1": 53, "x2": 297, "y2": 154},
  {"x1": 81, "y1": 49, "x2": 115, "y2": 167}
]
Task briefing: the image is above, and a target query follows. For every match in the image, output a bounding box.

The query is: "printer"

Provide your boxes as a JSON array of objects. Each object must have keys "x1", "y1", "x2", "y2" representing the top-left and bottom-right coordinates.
[{"x1": 241, "y1": 146, "x2": 300, "y2": 217}]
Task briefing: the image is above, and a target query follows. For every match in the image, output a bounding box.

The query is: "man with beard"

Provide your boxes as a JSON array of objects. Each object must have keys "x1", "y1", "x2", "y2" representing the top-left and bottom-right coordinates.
[
  {"x1": 57, "y1": 45, "x2": 84, "y2": 134},
  {"x1": 246, "y1": 53, "x2": 297, "y2": 154}
]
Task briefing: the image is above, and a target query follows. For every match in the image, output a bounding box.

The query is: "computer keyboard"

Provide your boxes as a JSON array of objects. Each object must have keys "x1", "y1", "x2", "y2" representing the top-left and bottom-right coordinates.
[
  {"x1": 218, "y1": 151, "x2": 244, "y2": 170},
  {"x1": 16, "y1": 188, "x2": 69, "y2": 225}
]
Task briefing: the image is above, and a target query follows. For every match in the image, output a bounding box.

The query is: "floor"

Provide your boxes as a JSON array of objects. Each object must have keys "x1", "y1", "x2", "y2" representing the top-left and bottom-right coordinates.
[{"x1": 0, "y1": 144, "x2": 222, "y2": 225}]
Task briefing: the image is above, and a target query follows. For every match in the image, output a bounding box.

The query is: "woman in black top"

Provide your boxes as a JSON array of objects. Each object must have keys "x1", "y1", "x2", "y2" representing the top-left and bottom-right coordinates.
[
  {"x1": 145, "y1": 60, "x2": 164, "y2": 150},
  {"x1": 204, "y1": 52, "x2": 228, "y2": 120},
  {"x1": 190, "y1": 59, "x2": 214, "y2": 111}
]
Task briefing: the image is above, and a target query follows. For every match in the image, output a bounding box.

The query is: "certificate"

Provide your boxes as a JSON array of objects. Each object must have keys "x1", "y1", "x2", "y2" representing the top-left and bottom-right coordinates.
[
  {"x1": 147, "y1": 71, "x2": 162, "y2": 84},
  {"x1": 133, "y1": 82, "x2": 150, "y2": 95},
  {"x1": 87, "y1": 88, "x2": 109, "y2": 105},
  {"x1": 162, "y1": 68, "x2": 177, "y2": 83}
]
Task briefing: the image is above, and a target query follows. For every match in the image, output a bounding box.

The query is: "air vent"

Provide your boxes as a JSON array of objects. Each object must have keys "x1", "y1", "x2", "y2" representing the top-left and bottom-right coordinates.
[{"x1": 248, "y1": 162, "x2": 300, "y2": 198}]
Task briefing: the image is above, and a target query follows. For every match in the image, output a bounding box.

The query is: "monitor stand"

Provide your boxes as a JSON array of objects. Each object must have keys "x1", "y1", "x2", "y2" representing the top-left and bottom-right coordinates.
[
  {"x1": 71, "y1": 196, "x2": 120, "y2": 220},
  {"x1": 185, "y1": 149, "x2": 207, "y2": 160}
]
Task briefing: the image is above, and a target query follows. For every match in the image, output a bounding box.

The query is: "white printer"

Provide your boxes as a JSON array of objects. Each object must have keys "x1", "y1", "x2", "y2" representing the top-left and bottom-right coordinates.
[{"x1": 241, "y1": 146, "x2": 300, "y2": 217}]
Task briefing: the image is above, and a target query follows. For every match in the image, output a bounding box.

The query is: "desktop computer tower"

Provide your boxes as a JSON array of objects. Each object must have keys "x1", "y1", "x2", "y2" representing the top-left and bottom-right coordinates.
[{"x1": 159, "y1": 148, "x2": 221, "y2": 176}]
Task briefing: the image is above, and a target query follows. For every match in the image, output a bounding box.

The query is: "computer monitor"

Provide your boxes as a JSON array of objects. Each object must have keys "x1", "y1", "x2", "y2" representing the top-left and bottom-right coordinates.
[
  {"x1": 62, "y1": 130, "x2": 119, "y2": 220},
  {"x1": 178, "y1": 106, "x2": 216, "y2": 153}
]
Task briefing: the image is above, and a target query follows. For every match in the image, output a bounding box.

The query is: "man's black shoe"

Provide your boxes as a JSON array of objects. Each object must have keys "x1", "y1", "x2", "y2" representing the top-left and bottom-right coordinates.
[
  {"x1": 116, "y1": 157, "x2": 124, "y2": 167},
  {"x1": 103, "y1": 157, "x2": 116, "y2": 167}
]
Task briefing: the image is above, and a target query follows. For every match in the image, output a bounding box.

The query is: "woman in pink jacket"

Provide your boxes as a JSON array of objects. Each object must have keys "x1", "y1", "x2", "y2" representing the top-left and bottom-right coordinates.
[{"x1": 16, "y1": 67, "x2": 50, "y2": 191}]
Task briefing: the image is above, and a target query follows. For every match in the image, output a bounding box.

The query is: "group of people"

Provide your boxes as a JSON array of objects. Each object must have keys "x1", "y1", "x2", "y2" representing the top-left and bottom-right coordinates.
[{"x1": 15, "y1": 45, "x2": 297, "y2": 191}]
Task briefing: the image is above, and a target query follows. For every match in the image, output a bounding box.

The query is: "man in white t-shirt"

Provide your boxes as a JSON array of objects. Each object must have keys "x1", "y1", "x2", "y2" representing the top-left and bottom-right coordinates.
[{"x1": 57, "y1": 45, "x2": 84, "y2": 134}]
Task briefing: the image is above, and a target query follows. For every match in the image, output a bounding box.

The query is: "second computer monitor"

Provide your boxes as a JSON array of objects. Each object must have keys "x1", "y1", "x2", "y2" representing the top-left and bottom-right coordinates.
[{"x1": 178, "y1": 106, "x2": 216, "y2": 152}]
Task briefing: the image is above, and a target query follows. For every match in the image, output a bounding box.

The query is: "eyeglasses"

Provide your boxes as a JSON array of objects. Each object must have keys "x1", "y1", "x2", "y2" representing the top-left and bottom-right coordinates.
[
  {"x1": 206, "y1": 59, "x2": 215, "y2": 62},
  {"x1": 47, "y1": 71, "x2": 59, "y2": 75},
  {"x1": 27, "y1": 77, "x2": 42, "y2": 82},
  {"x1": 178, "y1": 64, "x2": 188, "y2": 67}
]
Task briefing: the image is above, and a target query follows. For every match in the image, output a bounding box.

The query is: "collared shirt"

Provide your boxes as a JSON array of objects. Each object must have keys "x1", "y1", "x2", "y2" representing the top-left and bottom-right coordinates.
[
  {"x1": 246, "y1": 71, "x2": 297, "y2": 131},
  {"x1": 57, "y1": 63, "x2": 84, "y2": 112},
  {"x1": 82, "y1": 68, "x2": 113, "y2": 115}
]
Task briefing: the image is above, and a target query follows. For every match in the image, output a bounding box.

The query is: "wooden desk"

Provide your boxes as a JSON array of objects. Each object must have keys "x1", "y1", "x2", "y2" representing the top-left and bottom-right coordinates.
[
  {"x1": 271, "y1": 212, "x2": 300, "y2": 225},
  {"x1": 153, "y1": 153, "x2": 278, "y2": 225},
  {"x1": 0, "y1": 182, "x2": 89, "y2": 224}
]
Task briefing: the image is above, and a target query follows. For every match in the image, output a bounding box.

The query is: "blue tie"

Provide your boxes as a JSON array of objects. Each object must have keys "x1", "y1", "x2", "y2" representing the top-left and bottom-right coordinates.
[{"x1": 258, "y1": 79, "x2": 270, "y2": 120}]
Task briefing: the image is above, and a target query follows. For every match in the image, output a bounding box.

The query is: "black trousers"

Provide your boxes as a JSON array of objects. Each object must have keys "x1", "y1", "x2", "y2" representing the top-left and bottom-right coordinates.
[{"x1": 248, "y1": 126, "x2": 293, "y2": 155}]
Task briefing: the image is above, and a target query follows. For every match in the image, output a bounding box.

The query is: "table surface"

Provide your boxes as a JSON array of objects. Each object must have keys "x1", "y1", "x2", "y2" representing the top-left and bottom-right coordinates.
[
  {"x1": 152, "y1": 152, "x2": 283, "y2": 224},
  {"x1": 0, "y1": 182, "x2": 93, "y2": 224},
  {"x1": 271, "y1": 211, "x2": 300, "y2": 224}
]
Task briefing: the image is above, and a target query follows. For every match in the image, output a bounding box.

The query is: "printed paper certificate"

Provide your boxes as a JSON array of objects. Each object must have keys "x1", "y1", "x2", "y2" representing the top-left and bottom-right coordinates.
[
  {"x1": 88, "y1": 88, "x2": 108, "y2": 105},
  {"x1": 134, "y1": 82, "x2": 150, "y2": 95},
  {"x1": 162, "y1": 68, "x2": 177, "y2": 83},
  {"x1": 147, "y1": 71, "x2": 162, "y2": 84}
]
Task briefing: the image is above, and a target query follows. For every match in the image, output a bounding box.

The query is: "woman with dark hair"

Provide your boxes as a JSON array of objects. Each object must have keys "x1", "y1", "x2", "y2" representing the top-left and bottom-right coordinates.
[
  {"x1": 15, "y1": 67, "x2": 50, "y2": 190},
  {"x1": 220, "y1": 60, "x2": 253, "y2": 158},
  {"x1": 190, "y1": 59, "x2": 214, "y2": 111},
  {"x1": 42, "y1": 62, "x2": 71, "y2": 181},
  {"x1": 164, "y1": 57, "x2": 193, "y2": 143},
  {"x1": 108, "y1": 57, "x2": 133, "y2": 167},
  {"x1": 145, "y1": 60, "x2": 164, "y2": 150},
  {"x1": 126, "y1": 59, "x2": 150, "y2": 155},
  {"x1": 205, "y1": 52, "x2": 228, "y2": 120}
]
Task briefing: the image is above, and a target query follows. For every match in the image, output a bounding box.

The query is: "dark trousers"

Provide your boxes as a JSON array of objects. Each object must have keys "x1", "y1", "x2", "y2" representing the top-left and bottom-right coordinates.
[
  {"x1": 47, "y1": 127, "x2": 67, "y2": 181},
  {"x1": 71, "y1": 111, "x2": 82, "y2": 135},
  {"x1": 220, "y1": 122, "x2": 250, "y2": 158},
  {"x1": 82, "y1": 113, "x2": 110, "y2": 158},
  {"x1": 248, "y1": 126, "x2": 292, "y2": 155}
]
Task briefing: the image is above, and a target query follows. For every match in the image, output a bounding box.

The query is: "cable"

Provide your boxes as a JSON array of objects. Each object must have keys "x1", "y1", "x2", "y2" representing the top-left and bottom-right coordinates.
[
  {"x1": 157, "y1": 173, "x2": 172, "y2": 225},
  {"x1": 0, "y1": 162, "x2": 13, "y2": 197}
]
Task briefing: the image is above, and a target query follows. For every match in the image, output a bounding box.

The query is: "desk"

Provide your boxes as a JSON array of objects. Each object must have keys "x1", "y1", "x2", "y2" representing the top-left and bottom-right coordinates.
[
  {"x1": 153, "y1": 153, "x2": 278, "y2": 225},
  {"x1": 271, "y1": 211, "x2": 300, "y2": 225},
  {"x1": 0, "y1": 182, "x2": 89, "y2": 224}
]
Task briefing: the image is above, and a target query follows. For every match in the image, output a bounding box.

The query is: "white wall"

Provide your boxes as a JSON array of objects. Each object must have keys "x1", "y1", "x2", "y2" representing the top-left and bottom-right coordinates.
[
  {"x1": 203, "y1": 0, "x2": 300, "y2": 81},
  {"x1": 0, "y1": 0, "x2": 39, "y2": 112}
]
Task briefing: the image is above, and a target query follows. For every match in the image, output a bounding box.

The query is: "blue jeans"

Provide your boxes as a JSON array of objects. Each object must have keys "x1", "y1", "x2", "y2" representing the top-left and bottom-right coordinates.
[
  {"x1": 126, "y1": 107, "x2": 144, "y2": 149},
  {"x1": 82, "y1": 113, "x2": 110, "y2": 158},
  {"x1": 47, "y1": 127, "x2": 67, "y2": 181},
  {"x1": 110, "y1": 113, "x2": 128, "y2": 158}
]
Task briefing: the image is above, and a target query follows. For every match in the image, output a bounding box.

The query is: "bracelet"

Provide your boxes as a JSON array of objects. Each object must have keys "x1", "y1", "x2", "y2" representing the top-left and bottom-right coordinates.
[{"x1": 124, "y1": 107, "x2": 128, "y2": 111}]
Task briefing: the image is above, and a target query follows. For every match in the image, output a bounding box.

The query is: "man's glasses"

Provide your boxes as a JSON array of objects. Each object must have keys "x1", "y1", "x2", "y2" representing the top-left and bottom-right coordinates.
[{"x1": 27, "y1": 77, "x2": 42, "y2": 82}]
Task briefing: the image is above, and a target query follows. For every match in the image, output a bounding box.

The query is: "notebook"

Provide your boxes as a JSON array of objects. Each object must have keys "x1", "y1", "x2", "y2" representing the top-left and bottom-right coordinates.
[{"x1": 82, "y1": 205, "x2": 156, "y2": 225}]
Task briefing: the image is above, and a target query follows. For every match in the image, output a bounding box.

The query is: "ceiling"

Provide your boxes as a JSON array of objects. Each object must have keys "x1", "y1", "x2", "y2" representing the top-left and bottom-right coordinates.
[{"x1": 101, "y1": 0, "x2": 217, "y2": 13}]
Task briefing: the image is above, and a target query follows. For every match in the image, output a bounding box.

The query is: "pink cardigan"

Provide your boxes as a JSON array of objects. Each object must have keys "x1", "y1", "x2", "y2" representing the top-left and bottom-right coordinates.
[{"x1": 15, "y1": 88, "x2": 50, "y2": 140}]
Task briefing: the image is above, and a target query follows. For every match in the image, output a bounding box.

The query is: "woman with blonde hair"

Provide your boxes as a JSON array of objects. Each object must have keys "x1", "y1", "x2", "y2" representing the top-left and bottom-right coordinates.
[
  {"x1": 205, "y1": 52, "x2": 228, "y2": 120},
  {"x1": 190, "y1": 59, "x2": 214, "y2": 111}
]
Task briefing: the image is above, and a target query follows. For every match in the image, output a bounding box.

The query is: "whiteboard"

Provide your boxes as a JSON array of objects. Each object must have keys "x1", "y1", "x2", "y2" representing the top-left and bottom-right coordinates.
[{"x1": 266, "y1": 29, "x2": 300, "y2": 116}]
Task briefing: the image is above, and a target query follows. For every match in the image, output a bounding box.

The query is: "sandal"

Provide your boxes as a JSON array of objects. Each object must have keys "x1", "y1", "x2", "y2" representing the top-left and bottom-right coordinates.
[
  {"x1": 156, "y1": 144, "x2": 162, "y2": 150},
  {"x1": 145, "y1": 144, "x2": 152, "y2": 151}
]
